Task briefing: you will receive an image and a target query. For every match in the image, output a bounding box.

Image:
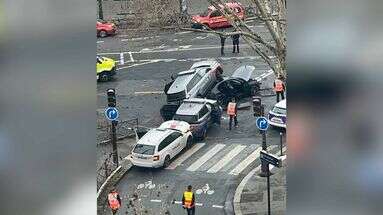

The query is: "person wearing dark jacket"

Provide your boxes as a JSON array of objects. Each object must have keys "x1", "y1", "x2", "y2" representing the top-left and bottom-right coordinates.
[
  {"x1": 232, "y1": 33, "x2": 240, "y2": 53},
  {"x1": 219, "y1": 34, "x2": 226, "y2": 56}
]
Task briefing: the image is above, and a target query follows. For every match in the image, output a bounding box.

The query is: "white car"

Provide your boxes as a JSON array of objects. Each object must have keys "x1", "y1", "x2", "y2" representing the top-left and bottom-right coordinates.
[
  {"x1": 268, "y1": 99, "x2": 287, "y2": 128},
  {"x1": 128, "y1": 120, "x2": 193, "y2": 168}
]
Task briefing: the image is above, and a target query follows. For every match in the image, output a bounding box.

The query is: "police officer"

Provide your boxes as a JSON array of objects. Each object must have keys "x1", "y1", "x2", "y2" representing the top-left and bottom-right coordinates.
[
  {"x1": 232, "y1": 32, "x2": 240, "y2": 53},
  {"x1": 108, "y1": 188, "x2": 121, "y2": 215},
  {"x1": 182, "y1": 185, "x2": 195, "y2": 215},
  {"x1": 227, "y1": 98, "x2": 238, "y2": 130},
  {"x1": 219, "y1": 34, "x2": 226, "y2": 56},
  {"x1": 273, "y1": 75, "x2": 286, "y2": 102}
]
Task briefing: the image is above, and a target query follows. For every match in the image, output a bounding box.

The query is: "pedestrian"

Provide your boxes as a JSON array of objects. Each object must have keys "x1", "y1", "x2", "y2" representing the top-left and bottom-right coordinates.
[
  {"x1": 273, "y1": 75, "x2": 286, "y2": 102},
  {"x1": 182, "y1": 185, "x2": 195, "y2": 215},
  {"x1": 231, "y1": 32, "x2": 240, "y2": 53},
  {"x1": 108, "y1": 188, "x2": 121, "y2": 215},
  {"x1": 219, "y1": 34, "x2": 226, "y2": 56},
  {"x1": 227, "y1": 98, "x2": 238, "y2": 130}
]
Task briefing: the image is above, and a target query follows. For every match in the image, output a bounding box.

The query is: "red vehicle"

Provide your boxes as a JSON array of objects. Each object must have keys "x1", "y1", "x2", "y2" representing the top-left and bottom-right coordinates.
[
  {"x1": 191, "y1": 2, "x2": 245, "y2": 29},
  {"x1": 97, "y1": 20, "x2": 117, "y2": 38}
]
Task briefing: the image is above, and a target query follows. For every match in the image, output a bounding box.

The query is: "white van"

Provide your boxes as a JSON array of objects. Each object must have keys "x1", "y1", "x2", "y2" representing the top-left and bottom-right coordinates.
[{"x1": 268, "y1": 99, "x2": 287, "y2": 128}]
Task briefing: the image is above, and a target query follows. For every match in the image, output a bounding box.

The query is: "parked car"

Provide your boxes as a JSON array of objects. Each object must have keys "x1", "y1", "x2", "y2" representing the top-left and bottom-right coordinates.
[
  {"x1": 268, "y1": 99, "x2": 286, "y2": 128},
  {"x1": 191, "y1": 2, "x2": 245, "y2": 29},
  {"x1": 173, "y1": 98, "x2": 222, "y2": 140},
  {"x1": 97, "y1": 20, "x2": 117, "y2": 37},
  {"x1": 128, "y1": 120, "x2": 193, "y2": 168},
  {"x1": 208, "y1": 65, "x2": 260, "y2": 107},
  {"x1": 161, "y1": 60, "x2": 223, "y2": 120},
  {"x1": 97, "y1": 56, "x2": 116, "y2": 82}
]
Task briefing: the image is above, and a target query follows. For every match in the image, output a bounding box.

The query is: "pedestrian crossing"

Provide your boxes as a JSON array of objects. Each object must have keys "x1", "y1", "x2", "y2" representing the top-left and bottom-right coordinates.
[{"x1": 166, "y1": 142, "x2": 284, "y2": 175}]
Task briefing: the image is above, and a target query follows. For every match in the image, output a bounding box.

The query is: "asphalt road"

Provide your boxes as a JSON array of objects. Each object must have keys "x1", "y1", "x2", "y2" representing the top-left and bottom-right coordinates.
[{"x1": 97, "y1": 22, "x2": 285, "y2": 215}]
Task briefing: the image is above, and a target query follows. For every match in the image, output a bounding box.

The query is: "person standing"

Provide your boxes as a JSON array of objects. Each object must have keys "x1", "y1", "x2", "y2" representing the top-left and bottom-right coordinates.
[
  {"x1": 182, "y1": 185, "x2": 195, "y2": 215},
  {"x1": 227, "y1": 98, "x2": 238, "y2": 130},
  {"x1": 108, "y1": 188, "x2": 122, "y2": 215},
  {"x1": 273, "y1": 75, "x2": 286, "y2": 102},
  {"x1": 219, "y1": 34, "x2": 226, "y2": 56},
  {"x1": 232, "y1": 33, "x2": 240, "y2": 53}
]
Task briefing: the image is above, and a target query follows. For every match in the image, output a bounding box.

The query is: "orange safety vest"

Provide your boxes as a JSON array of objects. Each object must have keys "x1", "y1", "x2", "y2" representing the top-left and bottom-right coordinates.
[
  {"x1": 227, "y1": 102, "x2": 236, "y2": 116},
  {"x1": 274, "y1": 79, "x2": 284, "y2": 92},
  {"x1": 108, "y1": 192, "x2": 120, "y2": 210},
  {"x1": 183, "y1": 191, "x2": 194, "y2": 208}
]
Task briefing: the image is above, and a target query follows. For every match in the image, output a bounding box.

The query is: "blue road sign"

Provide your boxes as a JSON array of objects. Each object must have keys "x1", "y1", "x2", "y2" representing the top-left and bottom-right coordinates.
[
  {"x1": 256, "y1": 117, "x2": 269, "y2": 131},
  {"x1": 105, "y1": 107, "x2": 119, "y2": 121}
]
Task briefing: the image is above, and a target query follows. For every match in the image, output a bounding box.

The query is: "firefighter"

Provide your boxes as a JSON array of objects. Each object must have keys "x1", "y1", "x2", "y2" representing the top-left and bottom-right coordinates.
[
  {"x1": 273, "y1": 75, "x2": 286, "y2": 102},
  {"x1": 227, "y1": 98, "x2": 238, "y2": 130},
  {"x1": 108, "y1": 188, "x2": 121, "y2": 215},
  {"x1": 182, "y1": 185, "x2": 195, "y2": 215}
]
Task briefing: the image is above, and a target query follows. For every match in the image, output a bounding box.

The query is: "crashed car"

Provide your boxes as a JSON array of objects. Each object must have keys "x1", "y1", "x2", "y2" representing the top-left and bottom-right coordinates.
[
  {"x1": 208, "y1": 65, "x2": 260, "y2": 107},
  {"x1": 173, "y1": 98, "x2": 222, "y2": 140},
  {"x1": 161, "y1": 60, "x2": 223, "y2": 120}
]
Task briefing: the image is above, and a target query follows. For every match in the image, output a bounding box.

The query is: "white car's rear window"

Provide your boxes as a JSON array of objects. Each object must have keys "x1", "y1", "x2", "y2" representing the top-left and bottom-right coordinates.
[{"x1": 133, "y1": 144, "x2": 155, "y2": 155}]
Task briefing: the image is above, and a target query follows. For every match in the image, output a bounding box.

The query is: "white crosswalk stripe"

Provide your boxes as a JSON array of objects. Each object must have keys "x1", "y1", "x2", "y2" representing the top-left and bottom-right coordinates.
[
  {"x1": 207, "y1": 145, "x2": 247, "y2": 173},
  {"x1": 186, "y1": 144, "x2": 225, "y2": 172},
  {"x1": 229, "y1": 145, "x2": 278, "y2": 175},
  {"x1": 165, "y1": 143, "x2": 206, "y2": 170}
]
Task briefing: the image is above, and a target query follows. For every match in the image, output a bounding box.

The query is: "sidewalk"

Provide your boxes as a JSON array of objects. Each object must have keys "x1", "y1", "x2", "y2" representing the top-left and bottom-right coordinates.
[{"x1": 234, "y1": 156, "x2": 287, "y2": 215}]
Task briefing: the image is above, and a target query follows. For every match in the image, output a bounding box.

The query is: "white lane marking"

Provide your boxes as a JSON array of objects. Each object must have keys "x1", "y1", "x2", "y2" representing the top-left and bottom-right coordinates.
[
  {"x1": 207, "y1": 145, "x2": 247, "y2": 173},
  {"x1": 166, "y1": 143, "x2": 206, "y2": 170},
  {"x1": 119, "y1": 53, "x2": 124, "y2": 65},
  {"x1": 175, "y1": 31, "x2": 192, "y2": 35},
  {"x1": 134, "y1": 91, "x2": 163, "y2": 95},
  {"x1": 129, "y1": 51, "x2": 134, "y2": 62},
  {"x1": 150, "y1": 199, "x2": 162, "y2": 203},
  {"x1": 195, "y1": 203, "x2": 203, "y2": 206},
  {"x1": 255, "y1": 69, "x2": 274, "y2": 82},
  {"x1": 116, "y1": 61, "x2": 157, "y2": 70},
  {"x1": 212, "y1": 205, "x2": 224, "y2": 209},
  {"x1": 179, "y1": 45, "x2": 192, "y2": 49},
  {"x1": 96, "y1": 40, "x2": 104, "y2": 44},
  {"x1": 186, "y1": 144, "x2": 225, "y2": 172},
  {"x1": 233, "y1": 147, "x2": 287, "y2": 214},
  {"x1": 229, "y1": 145, "x2": 277, "y2": 175},
  {"x1": 174, "y1": 201, "x2": 182, "y2": 204},
  {"x1": 121, "y1": 35, "x2": 160, "y2": 41}
]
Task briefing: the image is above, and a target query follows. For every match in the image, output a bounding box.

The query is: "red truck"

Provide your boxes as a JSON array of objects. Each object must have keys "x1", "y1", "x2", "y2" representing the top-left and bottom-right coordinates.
[
  {"x1": 97, "y1": 20, "x2": 117, "y2": 38},
  {"x1": 191, "y1": 2, "x2": 245, "y2": 29}
]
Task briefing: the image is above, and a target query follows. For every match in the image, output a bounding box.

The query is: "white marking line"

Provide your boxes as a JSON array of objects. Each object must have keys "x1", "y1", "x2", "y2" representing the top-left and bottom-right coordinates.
[
  {"x1": 207, "y1": 145, "x2": 247, "y2": 173},
  {"x1": 212, "y1": 205, "x2": 224, "y2": 209},
  {"x1": 233, "y1": 147, "x2": 287, "y2": 215},
  {"x1": 187, "y1": 144, "x2": 225, "y2": 172},
  {"x1": 174, "y1": 201, "x2": 182, "y2": 204},
  {"x1": 134, "y1": 91, "x2": 163, "y2": 95},
  {"x1": 166, "y1": 143, "x2": 206, "y2": 170},
  {"x1": 195, "y1": 203, "x2": 203, "y2": 206},
  {"x1": 96, "y1": 40, "x2": 104, "y2": 44},
  {"x1": 150, "y1": 199, "x2": 162, "y2": 203},
  {"x1": 175, "y1": 31, "x2": 192, "y2": 35},
  {"x1": 119, "y1": 53, "x2": 124, "y2": 65},
  {"x1": 229, "y1": 145, "x2": 277, "y2": 175},
  {"x1": 129, "y1": 52, "x2": 134, "y2": 62},
  {"x1": 255, "y1": 69, "x2": 274, "y2": 82},
  {"x1": 116, "y1": 61, "x2": 157, "y2": 70}
]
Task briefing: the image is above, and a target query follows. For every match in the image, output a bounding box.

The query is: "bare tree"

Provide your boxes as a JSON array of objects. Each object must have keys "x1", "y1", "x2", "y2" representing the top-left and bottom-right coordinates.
[{"x1": 182, "y1": 0, "x2": 287, "y2": 78}]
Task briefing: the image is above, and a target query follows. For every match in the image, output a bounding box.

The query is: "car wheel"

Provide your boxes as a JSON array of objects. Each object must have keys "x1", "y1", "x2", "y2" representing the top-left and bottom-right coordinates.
[
  {"x1": 199, "y1": 129, "x2": 207, "y2": 141},
  {"x1": 186, "y1": 136, "x2": 193, "y2": 149},
  {"x1": 163, "y1": 155, "x2": 171, "y2": 168},
  {"x1": 99, "y1": 30, "x2": 107, "y2": 38},
  {"x1": 99, "y1": 72, "x2": 110, "y2": 82}
]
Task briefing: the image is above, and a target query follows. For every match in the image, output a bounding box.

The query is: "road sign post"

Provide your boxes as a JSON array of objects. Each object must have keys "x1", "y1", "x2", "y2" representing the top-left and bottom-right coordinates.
[
  {"x1": 280, "y1": 132, "x2": 283, "y2": 156},
  {"x1": 105, "y1": 89, "x2": 119, "y2": 167},
  {"x1": 256, "y1": 117, "x2": 269, "y2": 177},
  {"x1": 260, "y1": 150, "x2": 282, "y2": 215}
]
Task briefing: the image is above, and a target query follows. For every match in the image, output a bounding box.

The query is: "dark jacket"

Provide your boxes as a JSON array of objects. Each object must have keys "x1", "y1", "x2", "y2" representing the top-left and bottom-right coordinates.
[
  {"x1": 232, "y1": 34, "x2": 240, "y2": 42},
  {"x1": 220, "y1": 35, "x2": 226, "y2": 45}
]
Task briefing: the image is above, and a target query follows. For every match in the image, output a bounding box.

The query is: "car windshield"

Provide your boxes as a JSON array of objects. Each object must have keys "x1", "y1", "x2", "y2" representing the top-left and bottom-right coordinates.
[
  {"x1": 272, "y1": 107, "x2": 286, "y2": 115},
  {"x1": 201, "y1": 9, "x2": 211, "y2": 17},
  {"x1": 174, "y1": 114, "x2": 198, "y2": 124},
  {"x1": 133, "y1": 144, "x2": 155, "y2": 155}
]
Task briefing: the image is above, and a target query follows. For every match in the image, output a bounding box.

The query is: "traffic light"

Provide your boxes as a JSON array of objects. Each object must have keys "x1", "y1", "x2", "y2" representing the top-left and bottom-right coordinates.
[{"x1": 107, "y1": 88, "x2": 116, "y2": 107}]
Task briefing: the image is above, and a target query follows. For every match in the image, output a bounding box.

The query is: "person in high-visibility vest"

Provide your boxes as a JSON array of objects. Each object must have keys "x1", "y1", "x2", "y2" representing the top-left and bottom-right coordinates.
[
  {"x1": 273, "y1": 75, "x2": 286, "y2": 102},
  {"x1": 108, "y1": 188, "x2": 121, "y2": 215},
  {"x1": 227, "y1": 98, "x2": 238, "y2": 130},
  {"x1": 182, "y1": 185, "x2": 195, "y2": 215}
]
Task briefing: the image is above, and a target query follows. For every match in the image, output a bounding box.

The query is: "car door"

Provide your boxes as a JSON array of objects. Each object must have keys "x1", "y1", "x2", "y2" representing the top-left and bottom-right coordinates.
[
  {"x1": 160, "y1": 132, "x2": 182, "y2": 158},
  {"x1": 198, "y1": 105, "x2": 211, "y2": 131},
  {"x1": 209, "y1": 10, "x2": 224, "y2": 28},
  {"x1": 171, "y1": 132, "x2": 184, "y2": 154}
]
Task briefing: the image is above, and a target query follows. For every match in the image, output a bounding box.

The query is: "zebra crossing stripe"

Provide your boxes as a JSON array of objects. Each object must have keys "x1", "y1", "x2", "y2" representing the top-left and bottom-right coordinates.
[
  {"x1": 207, "y1": 145, "x2": 247, "y2": 173},
  {"x1": 165, "y1": 143, "x2": 206, "y2": 170},
  {"x1": 229, "y1": 145, "x2": 278, "y2": 175},
  {"x1": 186, "y1": 144, "x2": 225, "y2": 172}
]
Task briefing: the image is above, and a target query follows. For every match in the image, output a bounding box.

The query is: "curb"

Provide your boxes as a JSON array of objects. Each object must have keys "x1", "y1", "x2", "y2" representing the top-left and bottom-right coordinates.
[
  {"x1": 97, "y1": 157, "x2": 133, "y2": 214},
  {"x1": 233, "y1": 150, "x2": 287, "y2": 215}
]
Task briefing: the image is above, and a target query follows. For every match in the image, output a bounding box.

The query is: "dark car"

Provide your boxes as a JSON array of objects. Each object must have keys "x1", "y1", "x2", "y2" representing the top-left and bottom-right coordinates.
[
  {"x1": 173, "y1": 98, "x2": 222, "y2": 140},
  {"x1": 208, "y1": 65, "x2": 260, "y2": 107}
]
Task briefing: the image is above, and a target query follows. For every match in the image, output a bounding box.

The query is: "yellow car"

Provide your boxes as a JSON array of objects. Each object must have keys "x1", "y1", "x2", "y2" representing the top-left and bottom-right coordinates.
[{"x1": 97, "y1": 56, "x2": 116, "y2": 82}]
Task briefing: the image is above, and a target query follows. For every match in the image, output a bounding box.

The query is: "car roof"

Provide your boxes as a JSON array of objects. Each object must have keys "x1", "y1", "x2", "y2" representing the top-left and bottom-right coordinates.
[
  {"x1": 137, "y1": 128, "x2": 173, "y2": 146},
  {"x1": 176, "y1": 100, "x2": 206, "y2": 116},
  {"x1": 167, "y1": 71, "x2": 195, "y2": 94},
  {"x1": 190, "y1": 60, "x2": 218, "y2": 69},
  {"x1": 275, "y1": 99, "x2": 286, "y2": 108},
  {"x1": 159, "y1": 120, "x2": 190, "y2": 133},
  {"x1": 232, "y1": 65, "x2": 255, "y2": 81}
]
